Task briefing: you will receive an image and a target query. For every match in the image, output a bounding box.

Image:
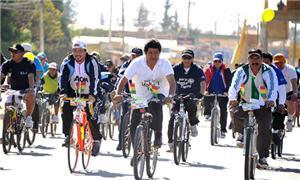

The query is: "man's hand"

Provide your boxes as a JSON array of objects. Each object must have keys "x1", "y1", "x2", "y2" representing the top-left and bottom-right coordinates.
[
  {"x1": 25, "y1": 88, "x2": 35, "y2": 94},
  {"x1": 229, "y1": 100, "x2": 238, "y2": 107},
  {"x1": 277, "y1": 104, "x2": 286, "y2": 114},
  {"x1": 291, "y1": 93, "x2": 298, "y2": 102},
  {"x1": 113, "y1": 94, "x2": 122, "y2": 105},
  {"x1": 163, "y1": 97, "x2": 173, "y2": 104},
  {"x1": 88, "y1": 95, "x2": 96, "y2": 103},
  {"x1": 265, "y1": 100, "x2": 275, "y2": 108}
]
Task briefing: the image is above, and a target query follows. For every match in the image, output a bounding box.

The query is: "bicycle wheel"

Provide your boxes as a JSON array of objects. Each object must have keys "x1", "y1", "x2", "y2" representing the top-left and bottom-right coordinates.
[
  {"x1": 100, "y1": 123, "x2": 108, "y2": 140},
  {"x1": 133, "y1": 125, "x2": 145, "y2": 180},
  {"x1": 26, "y1": 128, "x2": 36, "y2": 146},
  {"x1": 271, "y1": 143, "x2": 276, "y2": 159},
  {"x1": 121, "y1": 111, "x2": 131, "y2": 158},
  {"x1": 41, "y1": 109, "x2": 50, "y2": 138},
  {"x1": 2, "y1": 109, "x2": 14, "y2": 154},
  {"x1": 146, "y1": 128, "x2": 158, "y2": 178},
  {"x1": 68, "y1": 119, "x2": 80, "y2": 173},
  {"x1": 108, "y1": 105, "x2": 115, "y2": 139},
  {"x1": 210, "y1": 109, "x2": 218, "y2": 146},
  {"x1": 173, "y1": 119, "x2": 182, "y2": 165},
  {"x1": 244, "y1": 128, "x2": 252, "y2": 180},
  {"x1": 51, "y1": 123, "x2": 57, "y2": 137},
  {"x1": 82, "y1": 123, "x2": 93, "y2": 169},
  {"x1": 182, "y1": 122, "x2": 190, "y2": 162},
  {"x1": 278, "y1": 138, "x2": 283, "y2": 157},
  {"x1": 16, "y1": 126, "x2": 27, "y2": 153}
]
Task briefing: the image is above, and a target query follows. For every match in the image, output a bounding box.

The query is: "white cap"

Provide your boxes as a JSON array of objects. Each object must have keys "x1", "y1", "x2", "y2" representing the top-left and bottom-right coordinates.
[
  {"x1": 21, "y1": 43, "x2": 32, "y2": 52},
  {"x1": 48, "y1": 62, "x2": 58, "y2": 70},
  {"x1": 72, "y1": 40, "x2": 87, "y2": 49}
]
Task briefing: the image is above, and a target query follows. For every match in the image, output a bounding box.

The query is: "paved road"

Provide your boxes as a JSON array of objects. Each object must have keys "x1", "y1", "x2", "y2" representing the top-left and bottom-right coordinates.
[{"x1": 0, "y1": 104, "x2": 299, "y2": 180}]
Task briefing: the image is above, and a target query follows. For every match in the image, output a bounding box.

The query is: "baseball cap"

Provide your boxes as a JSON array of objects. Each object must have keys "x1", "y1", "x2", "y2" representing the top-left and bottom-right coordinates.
[
  {"x1": 21, "y1": 43, "x2": 32, "y2": 52},
  {"x1": 273, "y1": 53, "x2": 286, "y2": 63},
  {"x1": 72, "y1": 40, "x2": 87, "y2": 49},
  {"x1": 181, "y1": 49, "x2": 194, "y2": 58},
  {"x1": 105, "y1": 59, "x2": 113, "y2": 67},
  {"x1": 48, "y1": 62, "x2": 58, "y2": 70},
  {"x1": 131, "y1": 47, "x2": 143, "y2": 56},
  {"x1": 248, "y1": 48, "x2": 262, "y2": 58},
  {"x1": 8, "y1": 44, "x2": 24, "y2": 52},
  {"x1": 37, "y1": 52, "x2": 47, "y2": 59},
  {"x1": 213, "y1": 52, "x2": 223, "y2": 61},
  {"x1": 120, "y1": 54, "x2": 130, "y2": 61}
]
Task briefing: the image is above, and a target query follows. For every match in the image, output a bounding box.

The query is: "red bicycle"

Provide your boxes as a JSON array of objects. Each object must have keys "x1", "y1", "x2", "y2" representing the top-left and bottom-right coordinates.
[{"x1": 63, "y1": 97, "x2": 94, "y2": 173}]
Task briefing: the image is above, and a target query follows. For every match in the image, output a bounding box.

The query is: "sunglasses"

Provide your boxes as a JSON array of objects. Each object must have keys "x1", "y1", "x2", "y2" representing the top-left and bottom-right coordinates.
[
  {"x1": 213, "y1": 60, "x2": 222, "y2": 63},
  {"x1": 182, "y1": 56, "x2": 193, "y2": 60},
  {"x1": 11, "y1": 50, "x2": 21, "y2": 54}
]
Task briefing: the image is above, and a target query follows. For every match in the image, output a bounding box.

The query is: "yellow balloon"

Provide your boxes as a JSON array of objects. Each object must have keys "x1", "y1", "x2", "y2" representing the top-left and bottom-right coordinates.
[
  {"x1": 262, "y1": 8, "x2": 275, "y2": 22},
  {"x1": 23, "y1": 52, "x2": 35, "y2": 61}
]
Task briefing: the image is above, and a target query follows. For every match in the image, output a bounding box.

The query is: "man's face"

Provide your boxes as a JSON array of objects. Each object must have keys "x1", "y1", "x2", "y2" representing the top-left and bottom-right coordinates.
[
  {"x1": 262, "y1": 58, "x2": 271, "y2": 65},
  {"x1": 38, "y1": 56, "x2": 47, "y2": 63},
  {"x1": 213, "y1": 60, "x2": 222, "y2": 69},
  {"x1": 275, "y1": 61, "x2": 285, "y2": 70},
  {"x1": 182, "y1": 55, "x2": 193, "y2": 68},
  {"x1": 249, "y1": 54, "x2": 262, "y2": 70},
  {"x1": 72, "y1": 48, "x2": 86, "y2": 63},
  {"x1": 131, "y1": 53, "x2": 138, "y2": 60},
  {"x1": 48, "y1": 68, "x2": 57, "y2": 77},
  {"x1": 146, "y1": 48, "x2": 160, "y2": 62},
  {"x1": 10, "y1": 50, "x2": 23, "y2": 61}
]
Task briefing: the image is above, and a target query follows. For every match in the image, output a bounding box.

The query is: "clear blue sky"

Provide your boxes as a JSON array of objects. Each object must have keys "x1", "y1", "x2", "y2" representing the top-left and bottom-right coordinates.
[{"x1": 73, "y1": 0, "x2": 283, "y2": 35}]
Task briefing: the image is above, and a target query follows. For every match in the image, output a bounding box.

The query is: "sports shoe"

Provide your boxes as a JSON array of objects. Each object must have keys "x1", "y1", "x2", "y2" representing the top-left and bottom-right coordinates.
[
  {"x1": 51, "y1": 115, "x2": 59, "y2": 124},
  {"x1": 62, "y1": 136, "x2": 69, "y2": 147},
  {"x1": 220, "y1": 131, "x2": 226, "y2": 138},
  {"x1": 92, "y1": 140, "x2": 101, "y2": 156},
  {"x1": 25, "y1": 116, "x2": 33, "y2": 129},
  {"x1": 204, "y1": 115, "x2": 210, "y2": 121},
  {"x1": 154, "y1": 133, "x2": 162, "y2": 148},
  {"x1": 285, "y1": 119, "x2": 293, "y2": 132},
  {"x1": 257, "y1": 158, "x2": 269, "y2": 169},
  {"x1": 190, "y1": 125, "x2": 198, "y2": 137},
  {"x1": 116, "y1": 143, "x2": 121, "y2": 151},
  {"x1": 236, "y1": 133, "x2": 244, "y2": 148}
]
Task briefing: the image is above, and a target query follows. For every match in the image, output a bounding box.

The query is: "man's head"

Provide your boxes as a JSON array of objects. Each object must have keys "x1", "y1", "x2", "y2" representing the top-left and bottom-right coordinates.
[
  {"x1": 248, "y1": 48, "x2": 263, "y2": 71},
  {"x1": 8, "y1": 44, "x2": 25, "y2": 62},
  {"x1": 21, "y1": 43, "x2": 32, "y2": 52},
  {"x1": 72, "y1": 40, "x2": 87, "y2": 63},
  {"x1": 181, "y1": 49, "x2": 194, "y2": 68},
  {"x1": 105, "y1": 59, "x2": 114, "y2": 73},
  {"x1": 273, "y1": 53, "x2": 286, "y2": 70},
  {"x1": 120, "y1": 54, "x2": 130, "y2": 63},
  {"x1": 131, "y1": 47, "x2": 143, "y2": 60},
  {"x1": 144, "y1": 39, "x2": 161, "y2": 62},
  {"x1": 262, "y1": 52, "x2": 273, "y2": 65},
  {"x1": 48, "y1": 62, "x2": 58, "y2": 77},
  {"x1": 213, "y1": 52, "x2": 223, "y2": 69},
  {"x1": 37, "y1": 52, "x2": 48, "y2": 63}
]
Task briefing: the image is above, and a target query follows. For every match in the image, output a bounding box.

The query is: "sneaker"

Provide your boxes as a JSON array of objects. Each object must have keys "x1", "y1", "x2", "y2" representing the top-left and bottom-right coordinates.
[
  {"x1": 130, "y1": 157, "x2": 134, "y2": 167},
  {"x1": 286, "y1": 119, "x2": 293, "y2": 132},
  {"x1": 92, "y1": 140, "x2": 101, "y2": 156},
  {"x1": 236, "y1": 133, "x2": 244, "y2": 148},
  {"x1": 220, "y1": 131, "x2": 226, "y2": 138},
  {"x1": 167, "y1": 142, "x2": 174, "y2": 152},
  {"x1": 62, "y1": 136, "x2": 69, "y2": 147},
  {"x1": 25, "y1": 116, "x2": 33, "y2": 129},
  {"x1": 204, "y1": 115, "x2": 210, "y2": 121},
  {"x1": 51, "y1": 115, "x2": 59, "y2": 124},
  {"x1": 190, "y1": 125, "x2": 198, "y2": 137},
  {"x1": 116, "y1": 143, "x2": 121, "y2": 151},
  {"x1": 154, "y1": 134, "x2": 162, "y2": 148},
  {"x1": 257, "y1": 158, "x2": 269, "y2": 169}
]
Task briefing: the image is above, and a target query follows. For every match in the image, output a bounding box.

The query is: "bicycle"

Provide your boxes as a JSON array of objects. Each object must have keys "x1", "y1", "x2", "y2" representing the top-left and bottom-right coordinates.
[
  {"x1": 240, "y1": 103, "x2": 260, "y2": 180},
  {"x1": 63, "y1": 97, "x2": 94, "y2": 173},
  {"x1": 206, "y1": 94, "x2": 227, "y2": 146},
  {"x1": 108, "y1": 101, "x2": 122, "y2": 139},
  {"x1": 172, "y1": 94, "x2": 197, "y2": 165},
  {"x1": 132, "y1": 96, "x2": 159, "y2": 180},
  {"x1": 2, "y1": 89, "x2": 28, "y2": 154}
]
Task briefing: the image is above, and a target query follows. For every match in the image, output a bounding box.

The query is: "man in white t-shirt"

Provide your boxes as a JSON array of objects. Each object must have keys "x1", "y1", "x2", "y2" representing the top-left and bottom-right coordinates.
[
  {"x1": 113, "y1": 39, "x2": 176, "y2": 149},
  {"x1": 274, "y1": 53, "x2": 298, "y2": 132}
]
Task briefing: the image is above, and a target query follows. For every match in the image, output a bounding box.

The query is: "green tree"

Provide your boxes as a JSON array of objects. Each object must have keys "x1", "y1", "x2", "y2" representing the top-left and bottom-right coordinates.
[
  {"x1": 161, "y1": 0, "x2": 173, "y2": 32},
  {"x1": 135, "y1": 3, "x2": 151, "y2": 30}
]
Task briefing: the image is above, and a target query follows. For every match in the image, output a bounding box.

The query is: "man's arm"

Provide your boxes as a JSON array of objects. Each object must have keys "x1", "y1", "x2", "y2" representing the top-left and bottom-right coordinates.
[
  {"x1": 200, "y1": 81, "x2": 206, "y2": 96},
  {"x1": 28, "y1": 73, "x2": 35, "y2": 90},
  {"x1": 116, "y1": 76, "x2": 128, "y2": 95},
  {"x1": 166, "y1": 74, "x2": 176, "y2": 96}
]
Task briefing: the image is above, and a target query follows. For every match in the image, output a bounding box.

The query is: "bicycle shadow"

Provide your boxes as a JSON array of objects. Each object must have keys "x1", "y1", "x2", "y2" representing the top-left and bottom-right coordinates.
[
  {"x1": 21, "y1": 150, "x2": 52, "y2": 157},
  {"x1": 99, "y1": 151, "x2": 124, "y2": 158},
  {"x1": 74, "y1": 169, "x2": 132, "y2": 178},
  {"x1": 278, "y1": 156, "x2": 300, "y2": 162},
  {"x1": 0, "y1": 167, "x2": 12, "y2": 171},
  {"x1": 268, "y1": 166, "x2": 300, "y2": 174},
  {"x1": 28, "y1": 145, "x2": 56, "y2": 150},
  {"x1": 184, "y1": 162, "x2": 226, "y2": 170}
]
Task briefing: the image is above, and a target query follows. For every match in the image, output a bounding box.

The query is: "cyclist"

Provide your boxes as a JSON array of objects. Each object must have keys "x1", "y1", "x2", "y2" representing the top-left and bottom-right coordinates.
[
  {"x1": 1, "y1": 44, "x2": 36, "y2": 128},
  {"x1": 229, "y1": 48, "x2": 277, "y2": 168},
  {"x1": 37, "y1": 52, "x2": 49, "y2": 74},
  {"x1": 59, "y1": 40, "x2": 101, "y2": 156},
  {"x1": 273, "y1": 53, "x2": 298, "y2": 132},
  {"x1": 115, "y1": 47, "x2": 143, "y2": 151},
  {"x1": 167, "y1": 49, "x2": 205, "y2": 151},
  {"x1": 204, "y1": 52, "x2": 232, "y2": 137},
  {"x1": 41, "y1": 62, "x2": 60, "y2": 123},
  {"x1": 113, "y1": 39, "x2": 176, "y2": 149}
]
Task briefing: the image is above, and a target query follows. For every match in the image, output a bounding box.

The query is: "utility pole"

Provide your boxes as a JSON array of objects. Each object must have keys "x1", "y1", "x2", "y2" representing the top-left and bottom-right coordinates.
[
  {"x1": 187, "y1": 0, "x2": 194, "y2": 37},
  {"x1": 121, "y1": 0, "x2": 125, "y2": 53},
  {"x1": 39, "y1": 0, "x2": 44, "y2": 52},
  {"x1": 109, "y1": 0, "x2": 113, "y2": 45},
  {"x1": 237, "y1": 13, "x2": 240, "y2": 43},
  {"x1": 293, "y1": 22, "x2": 297, "y2": 66}
]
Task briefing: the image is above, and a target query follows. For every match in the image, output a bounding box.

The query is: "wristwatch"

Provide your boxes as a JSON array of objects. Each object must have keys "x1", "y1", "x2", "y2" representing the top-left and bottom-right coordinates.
[{"x1": 168, "y1": 94, "x2": 173, "y2": 98}]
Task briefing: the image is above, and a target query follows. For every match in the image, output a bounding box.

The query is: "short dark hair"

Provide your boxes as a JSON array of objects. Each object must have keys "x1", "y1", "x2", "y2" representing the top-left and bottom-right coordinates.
[
  {"x1": 144, "y1": 39, "x2": 162, "y2": 54},
  {"x1": 262, "y1": 52, "x2": 273, "y2": 62}
]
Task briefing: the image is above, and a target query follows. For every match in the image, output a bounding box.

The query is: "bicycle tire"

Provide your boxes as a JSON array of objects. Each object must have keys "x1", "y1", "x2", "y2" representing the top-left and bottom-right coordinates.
[
  {"x1": 26, "y1": 128, "x2": 36, "y2": 146},
  {"x1": 146, "y1": 127, "x2": 157, "y2": 178},
  {"x1": 41, "y1": 109, "x2": 50, "y2": 138},
  {"x1": 121, "y1": 111, "x2": 131, "y2": 158},
  {"x1": 250, "y1": 155, "x2": 257, "y2": 179},
  {"x1": 210, "y1": 109, "x2": 217, "y2": 146},
  {"x1": 108, "y1": 105, "x2": 115, "y2": 139},
  {"x1": 82, "y1": 123, "x2": 93, "y2": 170},
  {"x1": 17, "y1": 127, "x2": 27, "y2": 153},
  {"x1": 133, "y1": 125, "x2": 145, "y2": 180},
  {"x1": 182, "y1": 122, "x2": 190, "y2": 162},
  {"x1": 278, "y1": 139, "x2": 283, "y2": 157},
  {"x1": 2, "y1": 109, "x2": 14, "y2": 154},
  {"x1": 51, "y1": 123, "x2": 57, "y2": 137},
  {"x1": 100, "y1": 123, "x2": 108, "y2": 140},
  {"x1": 173, "y1": 119, "x2": 182, "y2": 165},
  {"x1": 271, "y1": 143, "x2": 276, "y2": 159},
  {"x1": 68, "y1": 119, "x2": 79, "y2": 173},
  {"x1": 244, "y1": 128, "x2": 252, "y2": 180}
]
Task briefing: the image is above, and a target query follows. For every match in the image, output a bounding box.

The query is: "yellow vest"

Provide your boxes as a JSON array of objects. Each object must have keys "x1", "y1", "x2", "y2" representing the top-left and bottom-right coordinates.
[{"x1": 43, "y1": 72, "x2": 58, "y2": 94}]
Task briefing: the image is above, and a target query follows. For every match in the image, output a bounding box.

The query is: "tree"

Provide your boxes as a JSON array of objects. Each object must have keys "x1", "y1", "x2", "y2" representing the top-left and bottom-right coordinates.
[
  {"x1": 161, "y1": 0, "x2": 173, "y2": 32},
  {"x1": 172, "y1": 10, "x2": 179, "y2": 32},
  {"x1": 135, "y1": 3, "x2": 150, "y2": 30}
]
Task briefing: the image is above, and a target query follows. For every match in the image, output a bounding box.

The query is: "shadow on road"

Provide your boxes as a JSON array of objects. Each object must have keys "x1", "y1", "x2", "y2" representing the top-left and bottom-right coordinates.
[
  {"x1": 29, "y1": 145, "x2": 56, "y2": 150},
  {"x1": 185, "y1": 162, "x2": 226, "y2": 170},
  {"x1": 74, "y1": 169, "x2": 132, "y2": 178},
  {"x1": 99, "y1": 151, "x2": 124, "y2": 158},
  {"x1": 268, "y1": 166, "x2": 300, "y2": 174},
  {"x1": 21, "y1": 150, "x2": 52, "y2": 157},
  {"x1": 279, "y1": 156, "x2": 300, "y2": 162},
  {"x1": 0, "y1": 167, "x2": 12, "y2": 171},
  {"x1": 215, "y1": 143, "x2": 240, "y2": 149}
]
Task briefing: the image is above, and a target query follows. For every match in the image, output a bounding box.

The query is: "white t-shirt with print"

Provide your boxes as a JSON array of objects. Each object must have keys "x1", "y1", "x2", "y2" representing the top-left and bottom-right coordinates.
[
  {"x1": 70, "y1": 61, "x2": 90, "y2": 94},
  {"x1": 124, "y1": 56, "x2": 174, "y2": 100},
  {"x1": 281, "y1": 64, "x2": 297, "y2": 93}
]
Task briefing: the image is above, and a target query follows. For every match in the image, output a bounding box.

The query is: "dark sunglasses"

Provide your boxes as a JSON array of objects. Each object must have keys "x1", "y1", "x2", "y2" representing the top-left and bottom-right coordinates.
[{"x1": 213, "y1": 60, "x2": 222, "y2": 63}]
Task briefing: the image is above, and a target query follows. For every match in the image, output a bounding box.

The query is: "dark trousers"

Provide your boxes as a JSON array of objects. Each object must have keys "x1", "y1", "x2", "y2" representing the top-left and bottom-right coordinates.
[
  {"x1": 118, "y1": 101, "x2": 130, "y2": 144},
  {"x1": 61, "y1": 101, "x2": 102, "y2": 140},
  {"x1": 230, "y1": 106, "x2": 272, "y2": 158},
  {"x1": 272, "y1": 111, "x2": 286, "y2": 130},
  {"x1": 130, "y1": 99, "x2": 163, "y2": 147},
  {"x1": 204, "y1": 96, "x2": 228, "y2": 132},
  {"x1": 167, "y1": 99, "x2": 199, "y2": 143}
]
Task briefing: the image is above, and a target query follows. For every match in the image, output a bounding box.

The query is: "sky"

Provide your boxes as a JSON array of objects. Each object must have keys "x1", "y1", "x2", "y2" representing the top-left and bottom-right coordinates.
[{"x1": 73, "y1": 0, "x2": 284, "y2": 35}]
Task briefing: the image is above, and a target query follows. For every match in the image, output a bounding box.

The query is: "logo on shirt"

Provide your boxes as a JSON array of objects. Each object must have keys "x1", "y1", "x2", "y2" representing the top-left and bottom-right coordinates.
[
  {"x1": 20, "y1": 71, "x2": 28, "y2": 75},
  {"x1": 74, "y1": 76, "x2": 89, "y2": 93},
  {"x1": 177, "y1": 78, "x2": 195, "y2": 89}
]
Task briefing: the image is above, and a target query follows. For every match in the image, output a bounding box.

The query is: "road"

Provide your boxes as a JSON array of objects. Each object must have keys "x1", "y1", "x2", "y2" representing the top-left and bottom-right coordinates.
[{"x1": 0, "y1": 104, "x2": 299, "y2": 180}]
